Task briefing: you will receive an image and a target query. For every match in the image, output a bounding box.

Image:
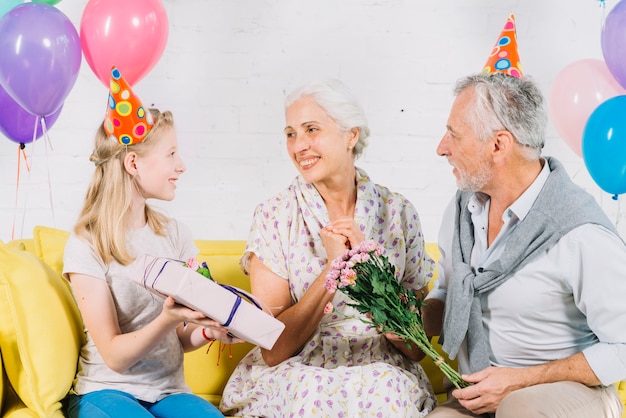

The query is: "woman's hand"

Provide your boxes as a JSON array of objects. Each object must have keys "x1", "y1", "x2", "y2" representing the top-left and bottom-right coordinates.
[
  {"x1": 322, "y1": 216, "x2": 365, "y2": 262},
  {"x1": 384, "y1": 332, "x2": 426, "y2": 362},
  {"x1": 320, "y1": 223, "x2": 351, "y2": 261}
]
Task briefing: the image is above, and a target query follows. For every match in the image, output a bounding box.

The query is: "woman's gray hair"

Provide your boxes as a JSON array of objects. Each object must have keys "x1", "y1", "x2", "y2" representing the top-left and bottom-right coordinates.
[
  {"x1": 285, "y1": 79, "x2": 370, "y2": 159},
  {"x1": 454, "y1": 73, "x2": 547, "y2": 159}
]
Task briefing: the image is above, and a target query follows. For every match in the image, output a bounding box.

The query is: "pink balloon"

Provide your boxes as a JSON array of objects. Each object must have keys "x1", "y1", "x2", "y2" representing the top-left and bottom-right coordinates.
[
  {"x1": 80, "y1": 0, "x2": 168, "y2": 87},
  {"x1": 549, "y1": 58, "x2": 626, "y2": 157}
]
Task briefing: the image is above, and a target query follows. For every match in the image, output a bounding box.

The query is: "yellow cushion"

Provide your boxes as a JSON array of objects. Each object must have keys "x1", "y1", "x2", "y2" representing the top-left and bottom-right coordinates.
[
  {"x1": 183, "y1": 342, "x2": 254, "y2": 406},
  {"x1": 1, "y1": 352, "x2": 4, "y2": 413},
  {"x1": 4, "y1": 240, "x2": 25, "y2": 252},
  {"x1": 195, "y1": 240, "x2": 249, "y2": 291},
  {"x1": 1, "y1": 371, "x2": 42, "y2": 418},
  {"x1": 617, "y1": 380, "x2": 626, "y2": 418},
  {"x1": 0, "y1": 241, "x2": 83, "y2": 417},
  {"x1": 33, "y1": 226, "x2": 70, "y2": 277}
]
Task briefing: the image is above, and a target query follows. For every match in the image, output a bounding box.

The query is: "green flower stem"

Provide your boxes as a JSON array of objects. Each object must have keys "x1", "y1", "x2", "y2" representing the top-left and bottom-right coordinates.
[{"x1": 384, "y1": 319, "x2": 469, "y2": 389}]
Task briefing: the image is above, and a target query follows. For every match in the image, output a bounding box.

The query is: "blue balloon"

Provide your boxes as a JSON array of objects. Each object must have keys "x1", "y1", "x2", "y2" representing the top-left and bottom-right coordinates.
[
  {"x1": 582, "y1": 95, "x2": 626, "y2": 196},
  {"x1": 0, "y1": 0, "x2": 22, "y2": 18}
]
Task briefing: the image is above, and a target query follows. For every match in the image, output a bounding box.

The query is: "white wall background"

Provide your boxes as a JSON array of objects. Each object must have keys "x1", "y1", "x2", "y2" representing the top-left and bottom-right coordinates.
[{"x1": 1, "y1": 0, "x2": 624, "y2": 244}]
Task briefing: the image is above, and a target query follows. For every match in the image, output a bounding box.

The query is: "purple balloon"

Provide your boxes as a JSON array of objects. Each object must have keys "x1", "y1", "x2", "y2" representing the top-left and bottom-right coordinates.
[
  {"x1": 602, "y1": 0, "x2": 626, "y2": 90},
  {"x1": 0, "y1": 3, "x2": 81, "y2": 116},
  {"x1": 0, "y1": 85, "x2": 62, "y2": 144}
]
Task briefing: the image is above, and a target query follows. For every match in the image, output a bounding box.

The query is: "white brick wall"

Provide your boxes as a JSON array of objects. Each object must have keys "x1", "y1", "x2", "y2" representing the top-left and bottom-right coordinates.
[{"x1": 1, "y1": 0, "x2": 624, "y2": 243}]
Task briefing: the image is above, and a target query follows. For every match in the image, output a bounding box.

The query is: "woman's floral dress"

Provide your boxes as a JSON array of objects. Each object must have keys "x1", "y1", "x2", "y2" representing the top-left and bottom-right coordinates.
[{"x1": 220, "y1": 168, "x2": 437, "y2": 417}]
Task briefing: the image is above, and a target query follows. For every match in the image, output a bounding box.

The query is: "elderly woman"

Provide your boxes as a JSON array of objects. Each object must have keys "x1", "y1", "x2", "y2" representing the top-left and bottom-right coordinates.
[{"x1": 220, "y1": 80, "x2": 436, "y2": 417}]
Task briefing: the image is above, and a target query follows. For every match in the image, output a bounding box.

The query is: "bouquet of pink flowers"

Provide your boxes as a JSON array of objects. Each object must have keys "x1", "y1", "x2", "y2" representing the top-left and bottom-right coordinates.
[{"x1": 324, "y1": 240, "x2": 469, "y2": 389}]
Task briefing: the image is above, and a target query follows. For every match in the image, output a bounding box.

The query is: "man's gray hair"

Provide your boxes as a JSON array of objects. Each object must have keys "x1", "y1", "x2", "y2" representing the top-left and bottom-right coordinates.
[{"x1": 454, "y1": 73, "x2": 547, "y2": 159}]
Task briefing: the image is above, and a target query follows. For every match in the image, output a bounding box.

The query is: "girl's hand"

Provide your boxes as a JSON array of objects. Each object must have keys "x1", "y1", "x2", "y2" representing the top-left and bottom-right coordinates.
[
  {"x1": 201, "y1": 326, "x2": 244, "y2": 345},
  {"x1": 162, "y1": 296, "x2": 211, "y2": 324},
  {"x1": 163, "y1": 297, "x2": 232, "y2": 331}
]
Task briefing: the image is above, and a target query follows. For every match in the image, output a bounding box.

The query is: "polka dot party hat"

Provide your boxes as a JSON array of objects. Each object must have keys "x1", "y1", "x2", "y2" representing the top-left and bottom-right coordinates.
[
  {"x1": 482, "y1": 13, "x2": 522, "y2": 78},
  {"x1": 103, "y1": 66, "x2": 154, "y2": 145}
]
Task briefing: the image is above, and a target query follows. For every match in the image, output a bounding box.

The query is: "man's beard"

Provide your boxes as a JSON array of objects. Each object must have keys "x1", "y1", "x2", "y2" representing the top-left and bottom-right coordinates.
[{"x1": 457, "y1": 160, "x2": 493, "y2": 192}]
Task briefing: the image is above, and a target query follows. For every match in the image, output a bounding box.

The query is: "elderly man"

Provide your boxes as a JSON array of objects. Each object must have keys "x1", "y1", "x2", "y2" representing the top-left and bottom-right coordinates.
[{"x1": 424, "y1": 71, "x2": 626, "y2": 417}]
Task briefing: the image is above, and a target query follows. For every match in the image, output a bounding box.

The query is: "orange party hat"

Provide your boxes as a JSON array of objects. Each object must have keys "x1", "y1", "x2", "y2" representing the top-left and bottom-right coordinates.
[
  {"x1": 103, "y1": 66, "x2": 154, "y2": 145},
  {"x1": 482, "y1": 13, "x2": 522, "y2": 78}
]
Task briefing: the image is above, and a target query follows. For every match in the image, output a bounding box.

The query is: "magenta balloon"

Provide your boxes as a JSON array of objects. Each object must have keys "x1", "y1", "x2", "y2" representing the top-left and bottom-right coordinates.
[
  {"x1": 0, "y1": 85, "x2": 62, "y2": 144},
  {"x1": 549, "y1": 59, "x2": 626, "y2": 157},
  {"x1": 0, "y1": 3, "x2": 81, "y2": 116},
  {"x1": 602, "y1": 0, "x2": 626, "y2": 90},
  {"x1": 80, "y1": 0, "x2": 169, "y2": 87}
]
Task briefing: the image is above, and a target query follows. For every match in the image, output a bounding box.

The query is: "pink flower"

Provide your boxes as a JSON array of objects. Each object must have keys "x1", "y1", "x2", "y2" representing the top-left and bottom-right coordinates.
[
  {"x1": 350, "y1": 252, "x2": 370, "y2": 264},
  {"x1": 359, "y1": 240, "x2": 377, "y2": 254},
  {"x1": 339, "y1": 268, "x2": 357, "y2": 288},
  {"x1": 324, "y1": 276, "x2": 338, "y2": 293},
  {"x1": 185, "y1": 257, "x2": 199, "y2": 270},
  {"x1": 330, "y1": 259, "x2": 346, "y2": 272},
  {"x1": 323, "y1": 302, "x2": 334, "y2": 315},
  {"x1": 326, "y1": 267, "x2": 340, "y2": 281}
]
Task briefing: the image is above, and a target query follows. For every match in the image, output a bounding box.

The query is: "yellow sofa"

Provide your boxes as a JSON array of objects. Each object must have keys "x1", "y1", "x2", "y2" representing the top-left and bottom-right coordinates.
[{"x1": 1, "y1": 226, "x2": 625, "y2": 417}]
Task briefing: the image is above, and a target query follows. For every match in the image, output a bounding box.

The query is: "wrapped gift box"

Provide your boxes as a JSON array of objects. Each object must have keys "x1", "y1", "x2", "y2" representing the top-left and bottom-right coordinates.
[{"x1": 133, "y1": 254, "x2": 285, "y2": 350}]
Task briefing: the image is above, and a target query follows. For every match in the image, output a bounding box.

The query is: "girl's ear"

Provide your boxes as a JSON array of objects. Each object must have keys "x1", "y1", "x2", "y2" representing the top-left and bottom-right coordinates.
[{"x1": 123, "y1": 151, "x2": 139, "y2": 176}]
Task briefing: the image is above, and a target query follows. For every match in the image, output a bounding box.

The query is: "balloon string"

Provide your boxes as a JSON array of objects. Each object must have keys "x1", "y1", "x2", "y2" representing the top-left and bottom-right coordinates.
[
  {"x1": 12, "y1": 146, "x2": 19, "y2": 241},
  {"x1": 616, "y1": 196, "x2": 622, "y2": 228},
  {"x1": 41, "y1": 116, "x2": 57, "y2": 227},
  {"x1": 598, "y1": 0, "x2": 606, "y2": 27},
  {"x1": 18, "y1": 114, "x2": 42, "y2": 240},
  {"x1": 11, "y1": 144, "x2": 30, "y2": 240},
  {"x1": 42, "y1": 116, "x2": 55, "y2": 152},
  {"x1": 21, "y1": 146, "x2": 31, "y2": 172},
  {"x1": 20, "y1": 116, "x2": 39, "y2": 237},
  {"x1": 19, "y1": 126, "x2": 38, "y2": 240}
]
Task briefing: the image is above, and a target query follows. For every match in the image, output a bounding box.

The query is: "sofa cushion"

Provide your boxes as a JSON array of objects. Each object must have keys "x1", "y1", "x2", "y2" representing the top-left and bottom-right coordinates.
[
  {"x1": 33, "y1": 226, "x2": 70, "y2": 277},
  {"x1": 618, "y1": 381, "x2": 626, "y2": 416},
  {"x1": 1, "y1": 371, "x2": 41, "y2": 418},
  {"x1": 0, "y1": 241, "x2": 83, "y2": 417},
  {"x1": 1, "y1": 351, "x2": 4, "y2": 413}
]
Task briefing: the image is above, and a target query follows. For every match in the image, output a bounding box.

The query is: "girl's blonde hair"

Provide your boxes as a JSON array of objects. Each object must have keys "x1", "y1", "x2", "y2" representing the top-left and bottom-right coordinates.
[{"x1": 74, "y1": 108, "x2": 174, "y2": 265}]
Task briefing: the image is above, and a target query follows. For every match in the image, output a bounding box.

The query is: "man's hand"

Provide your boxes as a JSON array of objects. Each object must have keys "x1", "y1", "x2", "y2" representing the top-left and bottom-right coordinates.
[{"x1": 452, "y1": 366, "x2": 526, "y2": 414}]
